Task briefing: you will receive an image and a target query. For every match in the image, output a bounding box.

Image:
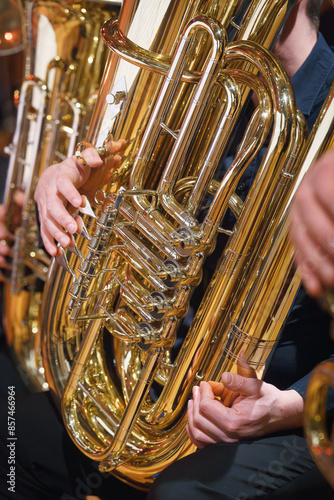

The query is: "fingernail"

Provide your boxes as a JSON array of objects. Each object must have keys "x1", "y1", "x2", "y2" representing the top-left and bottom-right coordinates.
[
  {"x1": 67, "y1": 223, "x2": 77, "y2": 233},
  {"x1": 223, "y1": 372, "x2": 232, "y2": 385},
  {"x1": 60, "y1": 236, "x2": 69, "y2": 247}
]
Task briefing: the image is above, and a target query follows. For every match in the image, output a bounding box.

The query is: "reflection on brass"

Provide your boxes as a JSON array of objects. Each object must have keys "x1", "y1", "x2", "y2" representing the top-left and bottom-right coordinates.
[
  {"x1": 304, "y1": 359, "x2": 334, "y2": 490},
  {"x1": 39, "y1": 0, "x2": 334, "y2": 490},
  {"x1": 2, "y1": 0, "x2": 119, "y2": 392}
]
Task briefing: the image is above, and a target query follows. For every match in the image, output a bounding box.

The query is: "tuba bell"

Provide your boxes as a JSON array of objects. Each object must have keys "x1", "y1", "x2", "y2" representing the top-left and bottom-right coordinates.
[
  {"x1": 2, "y1": 0, "x2": 119, "y2": 392},
  {"x1": 39, "y1": 0, "x2": 328, "y2": 489}
]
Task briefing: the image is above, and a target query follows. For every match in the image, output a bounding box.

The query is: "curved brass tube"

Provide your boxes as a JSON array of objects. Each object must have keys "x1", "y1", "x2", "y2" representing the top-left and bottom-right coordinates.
[{"x1": 304, "y1": 360, "x2": 334, "y2": 490}]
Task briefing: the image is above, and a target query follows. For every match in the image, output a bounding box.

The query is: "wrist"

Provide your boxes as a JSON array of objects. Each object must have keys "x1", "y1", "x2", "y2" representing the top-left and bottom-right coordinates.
[{"x1": 270, "y1": 388, "x2": 304, "y2": 432}]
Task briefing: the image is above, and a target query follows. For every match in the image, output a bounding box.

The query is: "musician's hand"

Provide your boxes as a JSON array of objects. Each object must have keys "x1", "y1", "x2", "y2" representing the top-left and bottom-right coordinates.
[
  {"x1": 34, "y1": 139, "x2": 125, "y2": 256},
  {"x1": 0, "y1": 204, "x2": 10, "y2": 270},
  {"x1": 186, "y1": 373, "x2": 304, "y2": 448},
  {"x1": 290, "y1": 149, "x2": 334, "y2": 297},
  {"x1": 0, "y1": 191, "x2": 25, "y2": 273}
]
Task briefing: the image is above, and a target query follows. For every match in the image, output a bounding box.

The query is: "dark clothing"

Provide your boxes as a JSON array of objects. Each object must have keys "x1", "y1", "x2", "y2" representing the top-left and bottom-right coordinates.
[
  {"x1": 148, "y1": 32, "x2": 334, "y2": 500},
  {"x1": 264, "y1": 32, "x2": 334, "y2": 402},
  {"x1": 148, "y1": 430, "x2": 334, "y2": 500}
]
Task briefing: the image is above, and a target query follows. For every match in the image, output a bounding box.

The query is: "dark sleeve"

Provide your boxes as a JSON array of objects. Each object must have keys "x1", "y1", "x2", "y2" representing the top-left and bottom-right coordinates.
[{"x1": 289, "y1": 354, "x2": 334, "y2": 412}]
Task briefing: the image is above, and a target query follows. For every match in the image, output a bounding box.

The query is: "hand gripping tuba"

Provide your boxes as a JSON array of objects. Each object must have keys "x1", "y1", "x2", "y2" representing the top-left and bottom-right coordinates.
[
  {"x1": 40, "y1": 0, "x2": 316, "y2": 489},
  {"x1": 2, "y1": 0, "x2": 119, "y2": 392}
]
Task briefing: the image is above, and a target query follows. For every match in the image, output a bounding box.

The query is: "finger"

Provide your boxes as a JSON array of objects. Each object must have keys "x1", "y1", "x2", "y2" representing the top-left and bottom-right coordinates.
[
  {"x1": 236, "y1": 353, "x2": 258, "y2": 378},
  {"x1": 0, "y1": 241, "x2": 10, "y2": 257},
  {"x1": 207, "y1": 381, "x2": 225, "y2": 396},
  {"x1": 13, "y1": 189, "x2": 25, "y2": 207},
  {"x1": 313, "y1": 150, "x2": 334, "y2": 220},
  {"x1": 291, "y1": 212, "x2": 330, "y2": 296},
  {"x1": 39, "y1": 216, "x2": 72, "y2": 256},
  {"x1": 104, "y1": 138, "x2": 127, "y2": 156},
  {"x1": 41, "y1": 195, "x2": 79, "y2": 235},
  {"x1": 221, "y1": 372, "x2": 262, "y2": 397},
  {"x1": 79, "y1": 147, "x2": 104, "y2": 168},
  {"x1": 74, "y1": 214, "x2": 83, "y2": 235},
  {"x1": 0, "y1": 222, "x2": 9, "y2": 240},
  {"x1": 207, "y1": 381, "x2": 233, "y2": 404},
  {"x1": 111, "y1": 139, "x2": 127, "y2": 154},
  {"x1": 55, "y1": 176, "x2": 85, "y2": 209},
  {"x1": 192, "y1": 384, "x2": 234, "y2": 443},
  {"x1": 296, "y1": 188, "x2": 334, "y2": 261},
  {"x1": 187, "y1": 400, "x2": 219, "y2": 448},
  {"x1": 39, "y1": 225, "x2": 59, "y2": 257}
]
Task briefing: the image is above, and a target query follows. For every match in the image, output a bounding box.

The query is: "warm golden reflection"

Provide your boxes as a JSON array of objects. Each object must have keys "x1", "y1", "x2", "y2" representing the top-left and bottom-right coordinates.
[
  {"x1": 2, "y1": 0, "x2": 119, "y2": 392},
  {"x1": 304, "y1": 359, "x2": 334, "y2": 490},
  {"x1": 37, "y1": 0, "x2": 334, "y2": 490}
]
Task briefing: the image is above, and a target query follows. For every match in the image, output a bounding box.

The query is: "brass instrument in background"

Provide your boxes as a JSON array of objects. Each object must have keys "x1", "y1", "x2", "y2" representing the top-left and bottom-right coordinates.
[
  {"x1": 39, "y1": 0, "x2": 332, "y2": 489},
  {"x1": 2, "y1": 0, "x2": 119, "y2": 392},
  {"x1": 304, "y1": 359, "x2": 334, "y2": 490}
]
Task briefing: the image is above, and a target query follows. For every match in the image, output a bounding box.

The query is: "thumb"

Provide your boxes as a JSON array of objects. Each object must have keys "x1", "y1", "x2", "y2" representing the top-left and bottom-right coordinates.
[{"x1": 221, "y1": 372, "x2": 262, "y2": 396}]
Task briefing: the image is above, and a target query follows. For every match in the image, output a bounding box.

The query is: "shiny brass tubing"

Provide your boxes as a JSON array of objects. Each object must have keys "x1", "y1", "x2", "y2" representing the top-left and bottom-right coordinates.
[
  {"x1": 147, "y1": 44, "x2": 297, "y2": 425},
  {"x1": 304, "y1": 360, "x2": 334, "y2": 490},
  {"x1": 101, "y1": 20, "x2": 202, "y2": 84},
  {"x1": 114, "y1": 226, "x2": 174, "y2": 280},
  {"x1": 237, "y1": 0, "x2": 297, "y2": 46},
  {"x1": 4, "y1": 78, "x2": 48, "y2": 221},
  {"x1": 201, "y1": 41, "x2": 294, "y2": 233},
  {"x1": 102, "y1": 348, "x2": 163, "y2": 462},
  {"x1": 115, "y1": 196, "x2": 180, "y2": 260},
  {"x1": 158, "y1": 17, "x2": 226, "y2": 225},
  {"x1": 129, "y1": 16, "x2": 226, "y2": 228},
  {"x1": 185, "y1": 74, "x2": 241, "y2": 216},
  {"x1": 189, "y1": 69, "x2": 272, "y2": 246},
  {"x1": 117, "y1": 246, "x2": 171, "y2": 292}
]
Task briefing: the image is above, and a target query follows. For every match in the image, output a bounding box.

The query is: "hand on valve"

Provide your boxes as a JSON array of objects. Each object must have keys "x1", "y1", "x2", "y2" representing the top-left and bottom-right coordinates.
[
  {"x1": 34, "y1": 138, "x2": 126, "y2": 257},
  {"x1": 186, "y1": 372, "x2": 304, "y2": 448}
]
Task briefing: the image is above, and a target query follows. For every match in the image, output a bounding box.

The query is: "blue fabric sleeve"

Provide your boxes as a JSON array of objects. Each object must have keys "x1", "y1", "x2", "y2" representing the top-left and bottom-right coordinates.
[{"x1": 289, "y1": 354, "x2": 334, "y2": 412}]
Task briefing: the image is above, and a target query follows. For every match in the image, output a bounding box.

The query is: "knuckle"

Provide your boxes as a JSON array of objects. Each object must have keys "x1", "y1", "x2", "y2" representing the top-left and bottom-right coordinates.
[
  {"x1": 224, "y1": 416, "x2": 240, "y2": 435},
  {"x1": 191, "y1": 428, "x2": 203, "y2": 443}
]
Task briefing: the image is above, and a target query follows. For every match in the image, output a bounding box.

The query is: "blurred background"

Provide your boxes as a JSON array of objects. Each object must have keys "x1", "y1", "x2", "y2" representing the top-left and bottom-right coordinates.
[{"x1": 0, "y1": 0, "x2": 122, "y2": 202}]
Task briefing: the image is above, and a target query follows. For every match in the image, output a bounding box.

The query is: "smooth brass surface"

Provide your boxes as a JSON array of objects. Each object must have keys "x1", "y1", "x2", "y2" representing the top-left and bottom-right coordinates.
[
  {"x1": 304, "y1": 360, "x2": 334, "y2": 490},
  {"x1": 38, "y1": 0, "x2": 334, "y2": 489},
  {"x1": 3, "y1": 0, "x2": 119, "y2": 392}
]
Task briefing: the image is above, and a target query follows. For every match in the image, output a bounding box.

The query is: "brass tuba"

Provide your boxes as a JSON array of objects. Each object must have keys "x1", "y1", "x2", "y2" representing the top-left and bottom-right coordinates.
[
  {"x1": 40, "y1": 0, "x2": 319, "y2": 489},
  {"x1": 2, "y1": 0, "x2": 119, "y2": 391}
]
